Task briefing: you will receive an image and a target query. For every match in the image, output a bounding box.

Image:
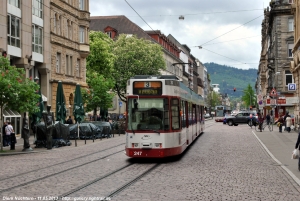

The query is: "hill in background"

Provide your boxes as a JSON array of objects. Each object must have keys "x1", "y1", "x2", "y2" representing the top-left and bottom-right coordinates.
[{"x1": 204, "y1": 62, "x2": 257, "y2": 99}]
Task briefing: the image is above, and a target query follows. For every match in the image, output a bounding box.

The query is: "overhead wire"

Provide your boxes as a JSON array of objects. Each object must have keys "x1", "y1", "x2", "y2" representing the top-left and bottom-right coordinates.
[
  {"x1": 128, "y1": 9, "x2": 264, "y2": 17},
  {"x1": 201, "y1": 35, "x2": 261, "y2": 46},
  {"x1": 199, "y1": 14, "x2": 264, "y2": 46}
]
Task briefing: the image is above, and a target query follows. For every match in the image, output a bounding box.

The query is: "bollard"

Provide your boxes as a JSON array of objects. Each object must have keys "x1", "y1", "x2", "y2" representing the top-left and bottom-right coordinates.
[{"x1": 10, "y1": 132, "x2": 16, "y2": 150}]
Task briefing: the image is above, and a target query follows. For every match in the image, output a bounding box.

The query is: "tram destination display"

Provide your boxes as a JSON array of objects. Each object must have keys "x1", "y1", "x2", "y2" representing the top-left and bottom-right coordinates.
[{"x1": 133, "y1": 81, "x2": 162, "y2": 95}]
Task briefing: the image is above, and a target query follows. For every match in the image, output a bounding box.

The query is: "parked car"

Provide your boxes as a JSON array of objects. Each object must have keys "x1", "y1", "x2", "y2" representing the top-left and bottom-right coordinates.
[
  {"x1": 226, "y1": 111, "x2": 257, "y2": 126},
  {"x1": 204, "y1": 113, "x2": 211, "y2": 119}
]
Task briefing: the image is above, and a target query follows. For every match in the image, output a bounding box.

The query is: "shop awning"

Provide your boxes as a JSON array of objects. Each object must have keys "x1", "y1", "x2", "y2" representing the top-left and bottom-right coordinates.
[
  {"x1": 3, "y1": 108, "x2": 21, "y2": 117},
  {"x1": 42, "y1": 94, "x2": 47, "y2": 102}
]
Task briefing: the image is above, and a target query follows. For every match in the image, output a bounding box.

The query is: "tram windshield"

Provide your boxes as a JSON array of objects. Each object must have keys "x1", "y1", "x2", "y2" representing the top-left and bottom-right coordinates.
[{"x1": 127, "y1": 98, "x2": 168, "y2": 131}]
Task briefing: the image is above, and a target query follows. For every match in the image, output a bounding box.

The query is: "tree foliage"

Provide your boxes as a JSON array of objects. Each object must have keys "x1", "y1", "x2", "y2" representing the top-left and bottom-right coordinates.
[
  {"x1": 242, "y1": 84, "x2": 256, "y2": 108},
  {"x1": 0, "y1": 56, "x2": 40, "y2": 151},
  {"x1": 86, "y1": 31, "x2": 116, "y2": 112},
  {"x1": 208, "y1": 90, "x2": 221, "y2": 109},
  {"x1": 0, "y1": 56, "x2": 40, "y2": 114},
  {"x1": 82, "y1": 71, "x2": 115, "y2": 114},
  {"x1": 87, "y1": 31, "x2": 115, "y2": 77},
  {"x1": 112, "y1": 34, "x2": 166, "y2": 102}
]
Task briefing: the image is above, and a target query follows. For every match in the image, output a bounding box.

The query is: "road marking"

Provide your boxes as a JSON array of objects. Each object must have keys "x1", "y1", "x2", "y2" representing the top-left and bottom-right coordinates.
[{"x1": 252, "y1": 130, "x2": 300, "y2": 186}]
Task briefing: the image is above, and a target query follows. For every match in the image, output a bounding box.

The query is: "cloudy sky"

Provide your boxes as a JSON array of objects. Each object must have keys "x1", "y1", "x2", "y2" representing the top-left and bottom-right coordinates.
[{"x1": 89, "y1": 0, "x2": 272, "y2": 70}]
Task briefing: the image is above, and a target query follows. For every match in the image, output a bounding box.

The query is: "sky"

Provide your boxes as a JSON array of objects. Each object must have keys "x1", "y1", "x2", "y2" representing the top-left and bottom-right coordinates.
[{"x1": 89, "y1": 0, "x2": 272, "y2": 70}]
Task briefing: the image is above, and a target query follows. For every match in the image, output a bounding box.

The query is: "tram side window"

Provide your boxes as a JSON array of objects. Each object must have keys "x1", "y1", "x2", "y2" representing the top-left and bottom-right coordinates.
[
  {"x1": 164, "y1": 98, "x2": 170, "y2": 130},
  {"x1": 189, "y1": 102, "x2": 192, "y2": 125},
  {"x1": 181, "y1": 100, "x2": 186, "y2": 128},
  {"x1": 171, "y1": 98, "x2": 180, "y2": 130}
]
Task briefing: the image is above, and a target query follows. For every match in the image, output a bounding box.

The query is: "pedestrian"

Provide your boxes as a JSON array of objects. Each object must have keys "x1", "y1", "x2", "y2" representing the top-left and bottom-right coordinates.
[
  {"x1": 295, "y1": 131, "x2": 300, "y2": 171},
  {"x1": 97, "y1": 115, "x2": 101, "y2": 121},
  {"x1": 277, "y1": 115, "x2": 284, "y2": 133},
  {"x1": 257, "y1": 113, "x2": 264, "y2": 132},
  {"x1": 66, "y1": 116, "x2": 73, "y2": 124},
  {"x1": 283, "y1": 112, "x2": 289, "y2": 131},
  {"x1": 285, "y1": 115, "x2": 292, "y2": 133},
  {"x1": 2, "y1": 121, "x2": 7, "y2": 146},
  {"x1": 5, "y1": 121, "x2": 14, "y2": 146},
  {"x1": 266, "y1": 113, "x2": 271, "y2": 125}
]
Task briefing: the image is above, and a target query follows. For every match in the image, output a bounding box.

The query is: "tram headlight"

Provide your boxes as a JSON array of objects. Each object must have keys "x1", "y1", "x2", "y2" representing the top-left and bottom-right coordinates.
[
  {"x1": 132, "y1": 143, "x2": 139, "y2": 148},
  {"x1": 155, "y1": 143, "x2": 162, "y2": 148}
]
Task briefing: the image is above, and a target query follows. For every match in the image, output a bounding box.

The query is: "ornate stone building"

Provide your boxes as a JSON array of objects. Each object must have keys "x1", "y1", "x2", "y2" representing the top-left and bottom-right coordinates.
[
  {"x1": 257, "y1": 0, "x2": 295, "y2": 119},
  {"x1": 50, "y1": 0, "x2": 90, "y2": 117},
  {"x1": 291, "y1": 0, "x2": 300, "y2": 123}
]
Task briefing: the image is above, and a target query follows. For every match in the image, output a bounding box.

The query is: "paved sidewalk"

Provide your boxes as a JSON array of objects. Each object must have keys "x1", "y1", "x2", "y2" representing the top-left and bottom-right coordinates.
[
  {"x1": 252, "y1": 125, "x2": 300, "y2": 184},
  {"x1": 0, "y1": 133, "x2": 125, "y2": 156}
]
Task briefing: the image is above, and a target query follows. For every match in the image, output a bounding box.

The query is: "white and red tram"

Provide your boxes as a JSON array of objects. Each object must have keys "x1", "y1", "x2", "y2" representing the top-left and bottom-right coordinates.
[{"x1": 125, "y1": 75, "x2": 205, "y2": 158}]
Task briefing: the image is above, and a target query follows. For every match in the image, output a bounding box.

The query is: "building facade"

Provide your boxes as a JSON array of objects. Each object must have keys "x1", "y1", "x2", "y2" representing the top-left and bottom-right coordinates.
[
  {"x1": 0, "y1": 0, "x2": 52, "y2": 133},
  {"x1": 257, "y1": 0, "x2": 295, "y2": 119},
  {"x1": 49, "y1": 0, "x2": 90, "y2": 118},
  {"x1": 0, "y1": 0, "x2": 90, "y2": 126}
]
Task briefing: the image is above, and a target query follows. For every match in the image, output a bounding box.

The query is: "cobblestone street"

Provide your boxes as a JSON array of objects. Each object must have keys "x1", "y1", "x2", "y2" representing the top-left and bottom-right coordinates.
[{"x1": 0, "y1": 120, "x2": 299, "y2": 201}]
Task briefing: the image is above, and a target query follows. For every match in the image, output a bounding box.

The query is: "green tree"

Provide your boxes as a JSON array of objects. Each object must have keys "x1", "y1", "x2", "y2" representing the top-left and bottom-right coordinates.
[
  {"x1": 86, "y1": 31, "x2": 116, "y2": 115},
  {"x1": 87, "y1": 31, "x2": 115, "y2": 77},
  {"x1": 112, "y1": 34, "x2": 166, "y2": 102},
  {"x1": 242, "y1": 84, "x2": 256, "y2": 109},
  {"x1": 83, "y1": 72, "x2": 115, "y2": 117},
  {"x1": 0, "y1": 56, "x2": 39, "y2": 151},
  {"x1": 208, "y1": 90, "x2": 221, "y2": 109}
]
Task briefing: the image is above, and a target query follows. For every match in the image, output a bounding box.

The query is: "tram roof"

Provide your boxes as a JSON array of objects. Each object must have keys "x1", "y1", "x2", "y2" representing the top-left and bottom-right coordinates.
[{"x1": 131, "y1": 75, "x2": 179, "y2": 80}]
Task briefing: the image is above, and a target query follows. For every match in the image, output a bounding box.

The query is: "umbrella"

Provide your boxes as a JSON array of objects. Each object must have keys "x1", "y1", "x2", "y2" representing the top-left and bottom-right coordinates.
[
  {"x1": 73, "y1": 84, "x2": 85, "y2": 145},
  {"x1": 56, "y1": 81, "x2": 67, "y2": 123},
  {"x1": 73, "y1": 84, "x2": 85, "y2": 123}
]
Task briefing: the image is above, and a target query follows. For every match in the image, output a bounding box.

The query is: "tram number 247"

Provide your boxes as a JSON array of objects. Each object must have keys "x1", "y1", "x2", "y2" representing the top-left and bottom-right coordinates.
[{"x1": 134, "y1": 151, "x2": 142, "y2": 156}]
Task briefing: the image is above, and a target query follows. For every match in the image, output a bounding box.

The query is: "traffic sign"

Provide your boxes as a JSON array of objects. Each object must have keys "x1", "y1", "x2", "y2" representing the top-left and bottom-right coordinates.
[
  {"x1": 119, "y1": 101, "x2": 122, "y2": 107},
  {"x1": 288, "y1": 83, "x2": 296, "y2": 91},
  {"x1": 269, "y1": 88, "x2": 277, "y2": 97}
]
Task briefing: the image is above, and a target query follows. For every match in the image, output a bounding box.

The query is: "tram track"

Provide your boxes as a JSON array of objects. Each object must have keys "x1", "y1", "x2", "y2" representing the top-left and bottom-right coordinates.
[
  {"x1": 0, "y1": 149, "x2": 125, "y2": 193},
  {"x1": 0, "y1": 143, "x2": 125, "y2": 181},
  {"x1": 57, "y1": 163, "x2": 161, "y2": 200}
]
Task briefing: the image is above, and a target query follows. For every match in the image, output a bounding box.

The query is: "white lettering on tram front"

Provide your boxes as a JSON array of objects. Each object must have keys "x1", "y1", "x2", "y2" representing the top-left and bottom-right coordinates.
[{"x1": 134, "y1": 151, "x2": 142, "y2": 156}]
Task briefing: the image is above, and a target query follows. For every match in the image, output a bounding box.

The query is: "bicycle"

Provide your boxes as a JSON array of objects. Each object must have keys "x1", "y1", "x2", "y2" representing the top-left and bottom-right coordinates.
[{"x1": 255, "y1": 120, "x2": 272, "y2": 132}]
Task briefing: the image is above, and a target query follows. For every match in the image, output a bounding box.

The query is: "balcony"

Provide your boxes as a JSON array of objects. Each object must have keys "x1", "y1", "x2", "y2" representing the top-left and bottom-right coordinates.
[{"x1": 79, "y1": 44, "x2": 90, "y2": 58}]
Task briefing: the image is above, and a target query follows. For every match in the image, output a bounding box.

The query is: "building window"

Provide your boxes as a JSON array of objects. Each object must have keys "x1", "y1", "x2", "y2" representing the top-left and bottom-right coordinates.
[
  {"x1": 79, "y1": 0, "x2": 85, "y2": 10},
  {"x1": 288, "y1": 18, "x2": 294, "y2": 32},
  {"x1": 288, "y1": 43, "x2": 294, "y2": 58},
  {"x1": 79, "y1": 26, "x2": 85, "y2": 43},
  {"x1": 7, "y1": 14, "x2": 21, "y2": 48},
  {"x1": 76, "y1": 59, "x2": 80, "y2": 77},
  {"x1": 9, "y1": 0, "x2": 20, "y2": 8},
  {"x1": 68, "y1": 21, "x2": 73, "y2": 39},
  {"x1": 32, "y1": 0, "x2": 43, "y2": 18},
  {"x1": 57, "y1": 16, "x2": 61, "y2": 35},
  {"x1": 56, "y1": 53, "x2": 61, "y2": 73},
  {"x1": 289, "y1": 0, "x2": 294, "y2": 3},
  {"x1": 66, "y1": 55, "x2": 73, "y2": 75},
  {"x1": 32, "y1": 24, "x2": 43, "y2": 54},
  {"x1": 106, "y1": 32, "x2": 112, "y2": 38},
  {"x1": 285, "y1": 70, "x2": 293, "y2": 85}
]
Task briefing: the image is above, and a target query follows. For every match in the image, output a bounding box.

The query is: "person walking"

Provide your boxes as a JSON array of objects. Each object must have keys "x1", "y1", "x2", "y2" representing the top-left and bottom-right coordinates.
[
  {"x1": 295, "y1": 131, "x2": 300, "y2": 171},
  {"x1": 257, "y1": 113, "x2": 264, "y2": 132},
  {"x1": 5, "y1": 121, "x2": 14, "y2": 146},
  {"x1": 66, "y1": 116, "x2": 73, "y2": 124},
  {"x1": 277, "y1": 115, "x2": 284, "y2": 133},
  {"x1": 285, "y1": 115, "x2": 292, "y2": 133},
  {"x1": 2, "y1": 122, "x2": 7, "y2": 146},
  {"x1": 266, "y1": 113, "x2": 271, "y2": 125},
  {"x1": 283, "y1": 112, "x2": 289, "y2": 131}
]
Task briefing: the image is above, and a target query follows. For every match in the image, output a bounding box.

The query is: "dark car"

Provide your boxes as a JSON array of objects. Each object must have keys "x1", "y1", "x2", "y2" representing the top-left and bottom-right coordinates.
[{"x1": 226, "y1": 111, "x2": 257, "y2": 126}]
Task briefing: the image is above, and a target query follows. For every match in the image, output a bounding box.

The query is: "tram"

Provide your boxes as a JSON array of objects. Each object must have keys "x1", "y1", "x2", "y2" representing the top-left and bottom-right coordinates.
[{"x1": 125, "y1": 75, "x2": 206, "y2": 158}]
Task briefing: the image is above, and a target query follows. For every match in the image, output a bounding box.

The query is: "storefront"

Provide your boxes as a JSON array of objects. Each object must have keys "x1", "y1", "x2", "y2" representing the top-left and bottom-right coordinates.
[
  {"x1": 264, "y1": 97, "x2": 296, "y2": 120},
  {"x1": 3, "y1": 109, "x2": 22, "y2": 136}
]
